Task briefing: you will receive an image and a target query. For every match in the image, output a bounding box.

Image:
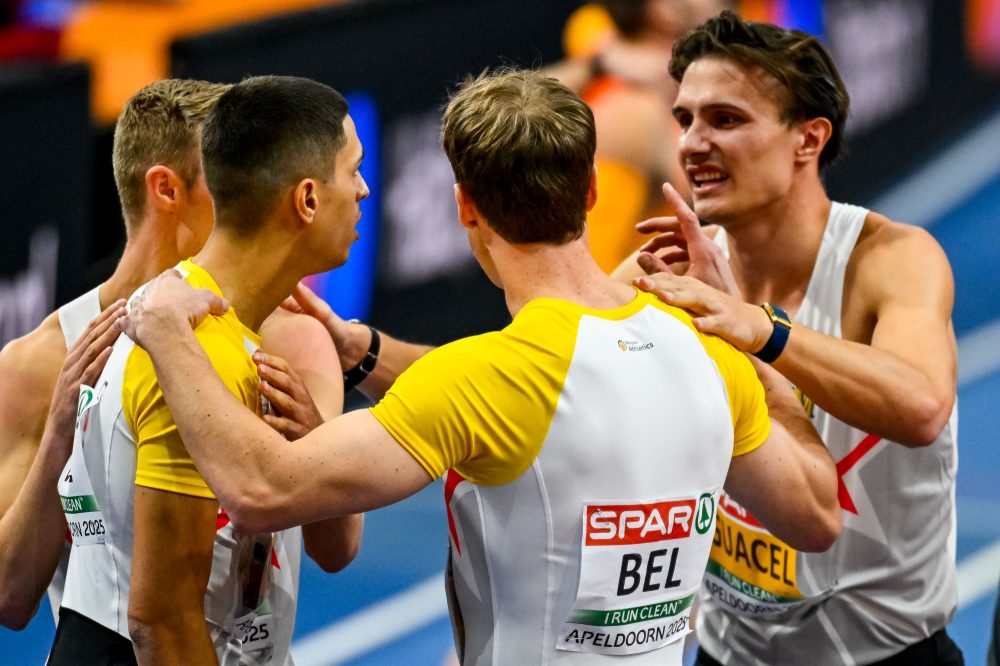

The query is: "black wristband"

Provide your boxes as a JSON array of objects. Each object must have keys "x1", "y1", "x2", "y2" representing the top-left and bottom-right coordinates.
[{"x1": 343, "y1": 325, "x2": 380, "y2": 392}]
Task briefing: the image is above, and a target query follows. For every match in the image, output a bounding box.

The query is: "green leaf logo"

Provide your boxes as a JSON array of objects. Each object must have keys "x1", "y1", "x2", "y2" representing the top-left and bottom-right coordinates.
[{"x1": 696, "y1": 492, "x2": 715, "y2": 535}]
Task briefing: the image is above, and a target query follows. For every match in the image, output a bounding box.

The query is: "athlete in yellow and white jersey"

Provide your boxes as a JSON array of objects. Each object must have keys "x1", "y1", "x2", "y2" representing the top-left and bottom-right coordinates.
[
  {"x1": 112, "y1": 70, "x2": 842, "y2": 666},
  {"x1": 53, "y1": 260, "x2": 300, "y2": 665},
  {"x1": 370, "y1": 289, "x2": 766, "y2": 662}
]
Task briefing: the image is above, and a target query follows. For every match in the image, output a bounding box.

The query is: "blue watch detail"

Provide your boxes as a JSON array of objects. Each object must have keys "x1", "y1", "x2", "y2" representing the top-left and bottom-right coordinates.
[{"x1": 753, "y1": 303, "x2": 792, "y2": 363}]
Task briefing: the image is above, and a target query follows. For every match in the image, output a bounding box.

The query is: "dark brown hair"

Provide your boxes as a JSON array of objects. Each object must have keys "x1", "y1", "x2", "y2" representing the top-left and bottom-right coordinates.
[
  {"x1": 670, "y1": 10, "x2": 849, "y2": 169},
  {"x1": 201, "y1": 75, "x2": 349, "y2": 235}
]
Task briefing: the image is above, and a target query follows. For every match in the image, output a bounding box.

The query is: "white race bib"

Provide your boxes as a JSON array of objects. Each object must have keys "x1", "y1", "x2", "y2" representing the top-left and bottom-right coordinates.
[
  {"x1": 58, "y1": 385, "x2": 109, "y2": 546},
  {"x1": 557, "y1": 491, "x2": 719, "y2": 656},
  {"x1": 242, "y1": 613, "x2": 275, "y2": 652}
]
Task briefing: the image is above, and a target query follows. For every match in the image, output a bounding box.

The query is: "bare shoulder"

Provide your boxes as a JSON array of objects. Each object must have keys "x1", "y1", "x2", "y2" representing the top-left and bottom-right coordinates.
[
  {"x1": 0, "y1": 312, "x2": 68, "y2": 442},
  {"x1": 0, "y1": 312, "x2": 67, "y2": 399},
  {"x1": 847, "y1": 211, "x2": 954, "y2": 307},
  {"x1": 260, "y1": 309, "x2": 329, "y2": 347},
  {"x1": 260, "y1": 309, "x2": 339, "y2": 368},
  {"x1": 856, "y1": 211, "x2": 945, "y2": 251}
]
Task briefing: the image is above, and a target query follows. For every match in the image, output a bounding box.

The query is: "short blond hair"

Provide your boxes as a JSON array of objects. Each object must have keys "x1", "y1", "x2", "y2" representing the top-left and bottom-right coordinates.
[
  {"x1": 442, "y1": 69, "x2": 596, "y2": 244},
  {"x1": 112, "y1": 79, "x2": 231, "y2": 227}
]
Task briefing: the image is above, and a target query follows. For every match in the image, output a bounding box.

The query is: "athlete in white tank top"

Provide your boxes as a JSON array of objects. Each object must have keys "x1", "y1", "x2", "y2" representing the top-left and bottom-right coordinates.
[
  {"x1": 695, "y1": 203, "x2": 958, "y2": 664},
  {"x1": 56, "y1": 267, "x2": 303, "y2": 666},
  {"x1": 45, "y1": 286, "x2": 103, "y2": 623}
]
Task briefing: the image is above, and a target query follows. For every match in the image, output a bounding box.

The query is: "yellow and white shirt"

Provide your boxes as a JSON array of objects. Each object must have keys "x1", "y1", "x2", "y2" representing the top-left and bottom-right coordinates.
[
  {"x1": 371, "y1": 290, "x2": 769, "y2": 665},
  {"x1": 58, "y1": 260, "x2": 300, "y2": 665}
]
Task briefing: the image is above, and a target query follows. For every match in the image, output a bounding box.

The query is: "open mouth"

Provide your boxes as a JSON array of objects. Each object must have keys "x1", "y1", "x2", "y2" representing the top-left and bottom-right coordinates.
[{"x1": 690, "y1": 169, "x2": 729, "y2": 188}]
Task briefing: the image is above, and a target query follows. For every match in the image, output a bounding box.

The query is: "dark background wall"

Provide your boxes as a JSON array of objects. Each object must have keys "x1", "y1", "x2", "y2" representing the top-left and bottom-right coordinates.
[
  {"x1": 1, "y1": 0, "x2": 998, "y2": 348},
  {"x1": 0, "y1": 62, "x2": 90, "y2": 342}
]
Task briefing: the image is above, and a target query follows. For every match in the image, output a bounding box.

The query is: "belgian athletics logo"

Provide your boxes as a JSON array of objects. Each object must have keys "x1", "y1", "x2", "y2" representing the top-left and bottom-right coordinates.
[
  {"x1": 617, "y1": 339, "x2": 655, "y2": 352},
  {"x1": 695, "y1": 493, "x2": 715, "y2": 535}
]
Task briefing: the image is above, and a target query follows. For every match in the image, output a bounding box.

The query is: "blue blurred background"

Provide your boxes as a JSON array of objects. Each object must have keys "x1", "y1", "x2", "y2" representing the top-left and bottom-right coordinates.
[{"x1": 1, "y1": 0, "x2": 998, "y2": 663}]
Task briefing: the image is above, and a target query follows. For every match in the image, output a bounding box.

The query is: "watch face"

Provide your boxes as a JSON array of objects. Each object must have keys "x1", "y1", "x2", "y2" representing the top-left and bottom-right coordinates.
[{"x1": 764, "y1": 303, "x2": 793, "y2": 329}]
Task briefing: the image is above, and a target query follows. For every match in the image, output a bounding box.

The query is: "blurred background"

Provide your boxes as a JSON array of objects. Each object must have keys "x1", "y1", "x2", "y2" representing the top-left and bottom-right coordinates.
[{"x1": 1, "y1": 0, "x2": 999, "y2": 663}]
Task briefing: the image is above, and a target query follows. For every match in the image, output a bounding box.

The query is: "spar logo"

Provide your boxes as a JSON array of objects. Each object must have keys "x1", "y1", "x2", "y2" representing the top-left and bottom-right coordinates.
[
  {"x1": 587, "y1": 499, "x2": 696, "y2": 546},
  {"x1": 617, "y1": 339, "x2": 655, "y2": 352}
]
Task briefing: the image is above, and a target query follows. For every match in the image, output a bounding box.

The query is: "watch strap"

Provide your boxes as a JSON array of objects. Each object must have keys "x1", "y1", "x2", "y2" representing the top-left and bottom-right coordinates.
[
  {"x1": 343, "y1": 325, "x2": 380, "y2": 392},
  {"x1": 752, "y1": 303, "x2": 792, "y2": 364}
]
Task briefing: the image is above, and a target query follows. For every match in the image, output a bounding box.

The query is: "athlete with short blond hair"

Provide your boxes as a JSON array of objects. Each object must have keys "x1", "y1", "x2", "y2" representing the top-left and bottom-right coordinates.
[{"x1": 113, "y1": 69, "x2": 841, "y2": 665}]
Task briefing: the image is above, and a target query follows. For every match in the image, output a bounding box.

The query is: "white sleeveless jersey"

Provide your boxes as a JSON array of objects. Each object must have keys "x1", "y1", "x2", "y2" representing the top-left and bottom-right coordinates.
[
  {"x1": 46, "y1": 286, "x2": 102, "y2": 624},
  {"x1": 58, "y1": 263, "x2": 300, "y2": 665},
  {"x1": 370, "y1": 291, "x2": 772, "y2": 665},
  {"x1": 698, "y1": 202, "x2": 959, "y2": 665}
]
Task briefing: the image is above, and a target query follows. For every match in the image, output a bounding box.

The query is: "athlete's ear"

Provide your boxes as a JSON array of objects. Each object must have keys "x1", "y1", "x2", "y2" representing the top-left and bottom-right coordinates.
[
  {"x1": 795, "y1": 117, "x2": 833, "y2": 165},
  {"x1": 294, "y1": 179, "x2": 319, "y2": 225},
  {"x1": 586, "y1": 165, "x2": 599, "y2": 212},
  {"x1": 454, "y1": 184, "x2": 480, "y2": 230},
  {"x1": 146, "y1": 165, "x2": 184, "y2": 213}
]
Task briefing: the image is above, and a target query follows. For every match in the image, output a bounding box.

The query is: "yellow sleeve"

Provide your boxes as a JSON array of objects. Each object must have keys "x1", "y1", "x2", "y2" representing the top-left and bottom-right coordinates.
[
  {"x1": 370, "y1": 330, "x2": 571, "y2": 486},
  {"x1": 702, "y1": 336, "x2": 771, "y2": 456},
  {"x1": 124, "y1": 319, "x2": 260, "y2": 498}
]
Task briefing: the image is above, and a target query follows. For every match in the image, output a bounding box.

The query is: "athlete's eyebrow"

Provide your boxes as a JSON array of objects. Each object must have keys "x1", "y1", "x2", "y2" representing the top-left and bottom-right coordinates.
[{"x1": 673, "y1": 102, "x2": 747, "y2": 117}]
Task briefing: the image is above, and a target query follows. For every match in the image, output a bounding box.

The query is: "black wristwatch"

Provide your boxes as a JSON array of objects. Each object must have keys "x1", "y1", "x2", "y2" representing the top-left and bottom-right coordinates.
[
  {"x1": 343, "y1": 322, "x2": 381, "y2": 392},
  {"x1": 752, "y1": 303, "x2": 792, "y2": 363}
]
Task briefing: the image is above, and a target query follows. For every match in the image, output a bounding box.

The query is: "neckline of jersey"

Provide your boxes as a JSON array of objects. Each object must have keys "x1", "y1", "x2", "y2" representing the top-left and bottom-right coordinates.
[
  {"x1": 522, "y1": 287, "x2": 652, "y2": 321},
  {"x1": 179, "y1": 258, "x2": 262, "y2": 346}
]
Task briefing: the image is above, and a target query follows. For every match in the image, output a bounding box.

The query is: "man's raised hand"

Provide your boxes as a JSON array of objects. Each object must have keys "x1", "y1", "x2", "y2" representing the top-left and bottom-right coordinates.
[
  {"x1": 43, "y1": 300, "x2": 125, "y2": 456},
  {"x1": 636, "y1": 183, "x2": 742, "y2": 298}
]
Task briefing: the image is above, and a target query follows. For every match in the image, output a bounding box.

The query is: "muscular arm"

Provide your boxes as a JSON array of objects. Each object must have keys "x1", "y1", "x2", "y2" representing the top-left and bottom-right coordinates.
[
  {"x1": 0, "y1": 433, "x2": 67, "y2": 629},
  {"x1": 120, "y1": 281, "x2": 431, "y2": 533},
  {"x1": 724, "y1": 360, "x2": 841, "y2": 552},
  {"x1": 0, "y1": 305, "x2": 121, "y2": 628},
  {"x1": 128, "y1": 487, "x2": 218, "y2": 665},
  {"x1": 260, "y1": 310, "x2": 362, "y2": 573},
  {"x1": 636, "y1": 220, "x2": 956, "y2": 446},
  {"x1": 0, "y1": 324, "x2": 64, "y2": 628},
  {"x1": 0, "y1": 319, "x2": 63, "y2": 518},
  {"x1": 770, "y1": 223, "x2": 956, "y2": 446},
  {"x1": 283, "y1": 283, "x2": 431, "y2": 402}
]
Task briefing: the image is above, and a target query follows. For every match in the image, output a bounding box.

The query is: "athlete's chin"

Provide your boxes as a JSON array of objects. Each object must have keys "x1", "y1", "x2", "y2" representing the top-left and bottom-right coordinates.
[{"x1": 691, "y1": 199, "x2": 725, "y2": 224}]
